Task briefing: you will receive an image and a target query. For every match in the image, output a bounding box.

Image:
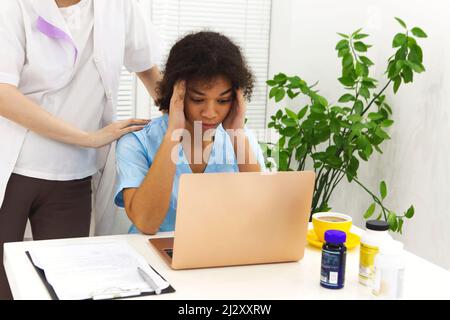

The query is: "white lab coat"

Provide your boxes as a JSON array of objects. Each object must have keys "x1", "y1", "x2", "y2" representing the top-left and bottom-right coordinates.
[{"x1": 0, "y1": 0, "x2": 162, "y2": 235}]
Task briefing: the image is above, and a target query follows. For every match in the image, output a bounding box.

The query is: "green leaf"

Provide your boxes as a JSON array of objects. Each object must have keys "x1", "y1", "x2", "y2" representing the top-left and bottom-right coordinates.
[
  {"x1": 282, "y1": 117, "x2": 297, "y2": 127},
  {"x1": 402, "y1": 66, "x2": 414, "y2": 83},
  {"x1": 364, "y1": 203, "x2": 376, "y2": 219},
  {"x1": 380, "y1": 181, "x2": 387, "y2": 200},
  {"x1": 278, "y1": 136, "x2": 286, "y2": 148},
  {"x1": 395, "y1": 47, "x2": 408, "y2": 60},
  {"x1": 360, "y1": 56, "x2": 374, "y2": 66},
  {"x1": 376, "y1": 212, "x2": 383, "y2": 220},
  {"x1": 314, "y1": 162, "x2": 323, "y2": 169},
  {"x1": 338, "y1": 94, "x2": 355, "y2": 103},
  {"x1": 393, "y1": 76, "x2": 402, "y2": 94},
  {"x1": 274, "y1": 73, "x2": 287, "y2": 85},
  {"x1": 278, "y1": 151, "x2": 290, "y2": 171},
  {"x1": 398, "y1": 219, "x2": 404, "y2": 234},
  {"x1": 352, "y1": 28, "x2": 364, "y2": 37},
  {"x1": 354, "y1": 41, "x2": 368, "y2": 52},
  {"x1": 338, "y1": 77, "x2": 355, "y2": 87},
  {"x1": 287, "y1": 89, "x2": 299, "y2": 99},
  {"x1": 338, "y1": 48, "x2": 350, "y2": 58},
  {"x1": 395, "y1": 17, "x2": 407, "y2": 29},
  {"x1": 348, "y1": 114, "x2": 362, "y2": 123},
  {"x1": 269, "y1": 87, "x2": 277, "y2": 99},
  {"x1": 288, "y1": 136, "x2": 302, "y2": 149},
  {"x1": 295, "y1": 145, "x2": 307, "y2": 160},
  {"x1": 317, "y1": 95, "x2": 329, "y2": 107},
  {"x1": 266, "y1": 80, "x2": 277, "y2": 86},
  {"x1": 354, "y1": 33, "x2": 369, "y2": 40},
  {"x1": 330, "y1": 118, "x2": 341, "y2": 133},
  {"x1": 337, "y1": 32, "x2": 349, "y2": 39},
  {"x1": 405, "y1": 60, "x2": 425, "y2": 73},
  {"x1": 362, "y1": 78, "x2": 377, "y2": 88},
  {"x1": 355, "y1": 62, "x2": 365, "y2": 77},
  {"x1": 275, "y1": 88, "x2": 286, "y2": 102},
  {"x1": 283, "y1": 127, "x2": 297, "y2": 137},
  {"x1": 405, "y1": 205, "x2": 415, "y2": 219},
  {"x1": 276, "y1": 109, "x2": 283, "y2": 119},
  {"x1": 297, "y1": 106, "x2": 309, "y2": 120},
  {"x1": 311, "y1": 104, "x2": 326, "y2": 114},
  {"x1": 359, "y1": 87, "x2": 370, "y2": 99},
  {"x1": 364, "y1": 143, "x2": 373, "y2": 158},
  {"x1": 375, "y1": 127, "x2": 391, "y2": 140},
  {"x1": 285, "y1": 108, "x2": 298, "y2": 120},
  {"x1": 342, "y1": 53, "x2": 354, "y2": 67},
  {"x1": 354, "y1": 100, "x2": 364, "y2": 114},
  {"x1": 331, "y1": 106, "x2": 346, "y2": 115},
  {"x1": 336, "y1": 39, "x2": 349, "y2": 50},
  {"x1": 358, "y1": 150, "x2": 368, "y2": 161},
  {"x1": 380, "y1": 119, "x2": 394, "y2": 127},
  {"x1": 368, "y1": 112, "x2": 384, "y2": 121},
  {"x1": 408, "y1": 36, "x2": 418, "y2": 48},
  {"x1": 388, "y1": 212, "x2": 398, "y2": 231},
  {"x1": 392, "y1": 33, "x2": 407, "y2": 48},
  {"x1": 408, "y1": 44, "x2": 423, "y2": 64},
  {"x1": 351, "y1": 122, "x2": 365, "y2": 136},
  {"x1": 411, "y1": 27, "x2": 428, "y2": 38}
]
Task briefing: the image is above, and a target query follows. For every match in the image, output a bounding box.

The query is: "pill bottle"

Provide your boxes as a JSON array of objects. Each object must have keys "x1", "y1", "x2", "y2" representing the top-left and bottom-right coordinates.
[
  {"x1": 372, "y1": 240, "x2": 405, "y2": 299},
  {"x1": 320, "y1": 230, "x2": 347, "y2": 289},
  {"x1": 359, "y1": 220, "x2": 392, "y2": 287}
]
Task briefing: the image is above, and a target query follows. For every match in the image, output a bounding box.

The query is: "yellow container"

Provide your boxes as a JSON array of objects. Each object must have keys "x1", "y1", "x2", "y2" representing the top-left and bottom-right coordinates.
[
  {"x1": 312, "y1": 212, "x2": 352, "y2": 243},
  {"x1": 359, "y1": 242, "x2": 379, "y2": 286}
]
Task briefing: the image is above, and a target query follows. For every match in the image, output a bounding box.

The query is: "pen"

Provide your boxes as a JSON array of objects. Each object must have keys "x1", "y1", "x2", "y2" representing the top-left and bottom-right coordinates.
[{"x1": 137, "y1": 267, "x2": 162, "y2": 295}]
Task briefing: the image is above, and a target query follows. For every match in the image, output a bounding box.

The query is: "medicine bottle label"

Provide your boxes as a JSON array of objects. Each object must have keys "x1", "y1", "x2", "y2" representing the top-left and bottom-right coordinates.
[
  {"x1": 359, "y1": 243, "x2": 379, "y2": 286},
  {"x1": 320, "y1": 249, "x2": 345, "y2": 288}
]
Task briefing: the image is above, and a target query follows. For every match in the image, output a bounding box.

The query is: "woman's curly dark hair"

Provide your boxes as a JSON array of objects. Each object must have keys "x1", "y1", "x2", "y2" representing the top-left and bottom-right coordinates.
[{"x1": 156, "y1": 31, "x2": 254, "y2": 112}]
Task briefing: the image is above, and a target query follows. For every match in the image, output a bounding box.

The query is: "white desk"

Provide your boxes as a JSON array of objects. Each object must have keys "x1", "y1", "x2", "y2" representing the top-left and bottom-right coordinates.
[{"x1": 4, "y1": 225, "x2": 450, "y2": 300}]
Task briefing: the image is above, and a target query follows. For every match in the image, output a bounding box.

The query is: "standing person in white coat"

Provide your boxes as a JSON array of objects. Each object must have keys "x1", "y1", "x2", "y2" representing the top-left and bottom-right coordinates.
[{"x1": 0, "y1": 0, "x2": 163, "y2": 299}]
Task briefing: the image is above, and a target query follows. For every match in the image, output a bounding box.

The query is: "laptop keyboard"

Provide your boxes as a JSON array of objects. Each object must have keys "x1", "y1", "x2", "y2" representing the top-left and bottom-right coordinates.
[{"x1": 163, "y1": 248, "x2": 173, "y2": 258}]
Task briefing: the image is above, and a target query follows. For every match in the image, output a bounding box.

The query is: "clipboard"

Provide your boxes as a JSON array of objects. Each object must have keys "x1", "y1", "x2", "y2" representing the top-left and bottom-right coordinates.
[{"x1": 25, "y1": 251, "x2": 176, "y2": 300}]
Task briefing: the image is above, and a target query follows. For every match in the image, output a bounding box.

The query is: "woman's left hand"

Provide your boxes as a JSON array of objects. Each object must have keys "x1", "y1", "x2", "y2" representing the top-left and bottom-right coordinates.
[{"x1": 222, "y1": 88, "x2": 247, "y2": 131}]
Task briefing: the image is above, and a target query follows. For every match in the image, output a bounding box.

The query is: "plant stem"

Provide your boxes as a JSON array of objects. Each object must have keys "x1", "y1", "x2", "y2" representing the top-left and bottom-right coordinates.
[
  {"x1": 349, "y1": 177, "x2": 388, "y2": 220},
  {"x1": 325, "y1": 171, "x2": 346, "y2": 204},
  {"x1": 361, "y1": 80, "x2": 392, "y2": 116}
]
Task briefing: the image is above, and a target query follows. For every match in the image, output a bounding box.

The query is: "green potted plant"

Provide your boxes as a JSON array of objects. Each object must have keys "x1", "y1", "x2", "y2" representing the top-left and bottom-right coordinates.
[{"x1": 262, "y1": 18, "x2": 427, "y2": 233}]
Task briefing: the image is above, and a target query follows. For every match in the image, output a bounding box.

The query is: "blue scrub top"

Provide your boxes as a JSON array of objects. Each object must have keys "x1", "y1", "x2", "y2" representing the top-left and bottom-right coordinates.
[{"x1": 114, "y1": 114, "x2": 267, "y2": 234}]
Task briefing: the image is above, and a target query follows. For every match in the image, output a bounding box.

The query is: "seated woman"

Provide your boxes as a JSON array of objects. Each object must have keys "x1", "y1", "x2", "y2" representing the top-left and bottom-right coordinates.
[{"x1": 114, "y1": 31, "x2": 266, "y2": 235}]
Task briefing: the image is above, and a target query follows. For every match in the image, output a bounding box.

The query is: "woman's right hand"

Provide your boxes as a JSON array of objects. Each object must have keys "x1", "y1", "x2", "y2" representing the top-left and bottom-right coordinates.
[
  {"x1": 83, "y1": 119, "x2": 150, "y2": 148},
  {"x1": 167, "y1": 80, "x2": 186, "y2": 134}
]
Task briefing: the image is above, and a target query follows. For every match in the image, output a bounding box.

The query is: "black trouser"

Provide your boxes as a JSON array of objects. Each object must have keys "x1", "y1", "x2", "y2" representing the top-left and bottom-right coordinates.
[{"x1": 0, "y1": 174, "x2": 92, "y2": 300}]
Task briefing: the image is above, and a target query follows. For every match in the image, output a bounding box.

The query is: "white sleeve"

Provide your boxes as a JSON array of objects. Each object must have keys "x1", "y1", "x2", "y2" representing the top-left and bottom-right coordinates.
[
  {"x1": 123, "y1": 0, "x2": 164, "y2": 73},
  {"x1": 0, "y1": 0, "x2": 26, "y2": 86}
]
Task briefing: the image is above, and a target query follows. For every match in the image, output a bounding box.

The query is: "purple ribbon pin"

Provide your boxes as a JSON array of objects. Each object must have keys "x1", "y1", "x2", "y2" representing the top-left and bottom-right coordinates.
[{"x1": 36, "y1": 16, "x2": 78, "y2": 65}]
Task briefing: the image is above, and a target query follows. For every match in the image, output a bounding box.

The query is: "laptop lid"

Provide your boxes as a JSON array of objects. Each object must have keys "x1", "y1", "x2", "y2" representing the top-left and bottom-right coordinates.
[{"x1": 171, "y1": 171, "x2": 315, "y2": 270}]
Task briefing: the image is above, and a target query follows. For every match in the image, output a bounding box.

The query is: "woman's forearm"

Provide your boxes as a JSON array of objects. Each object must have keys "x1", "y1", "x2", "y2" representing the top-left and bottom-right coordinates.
[
  {"x1": 0, "y1": 84, "x2": 90, "y2": 147},
  {"x1": 124, "y1": 133, "x2": 180, "y2": 234}
]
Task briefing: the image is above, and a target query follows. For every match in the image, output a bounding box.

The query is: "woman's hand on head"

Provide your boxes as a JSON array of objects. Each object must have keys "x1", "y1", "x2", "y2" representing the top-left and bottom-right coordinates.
[
  {"x1": 222, "y1": 88, "x2": 246, "y2": 131},
  {"x1": 83, "y1": 119, "x2": 150, "y2": 148},
  {"x1": 167, "y1": 80, "x2": 187, "y2": 133}
]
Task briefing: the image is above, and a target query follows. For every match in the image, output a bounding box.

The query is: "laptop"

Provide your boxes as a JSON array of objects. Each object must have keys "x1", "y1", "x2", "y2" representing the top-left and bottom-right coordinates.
[{"x1": 149, "y1": 171, "x2": 315, "y2": 270}]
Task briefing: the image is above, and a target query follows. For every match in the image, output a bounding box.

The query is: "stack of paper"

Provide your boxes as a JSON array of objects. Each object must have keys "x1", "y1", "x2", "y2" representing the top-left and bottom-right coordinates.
[{"x1": 28, "y1": 240, "x2": 170, "y2": 300}]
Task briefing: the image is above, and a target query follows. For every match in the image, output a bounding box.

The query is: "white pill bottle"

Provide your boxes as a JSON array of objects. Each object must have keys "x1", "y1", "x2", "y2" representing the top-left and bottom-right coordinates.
[
  {"x1": 359, "y1": 220, "x2": 393, "y2": 287},
  {"x1": 372, "y1": 240, "x2": 405, "y2": 299}
]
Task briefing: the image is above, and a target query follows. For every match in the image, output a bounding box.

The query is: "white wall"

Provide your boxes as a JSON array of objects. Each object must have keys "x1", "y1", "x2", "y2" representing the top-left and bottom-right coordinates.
[{"x1": 268, "y1": 0, "x2": 450, "y2": 269}]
